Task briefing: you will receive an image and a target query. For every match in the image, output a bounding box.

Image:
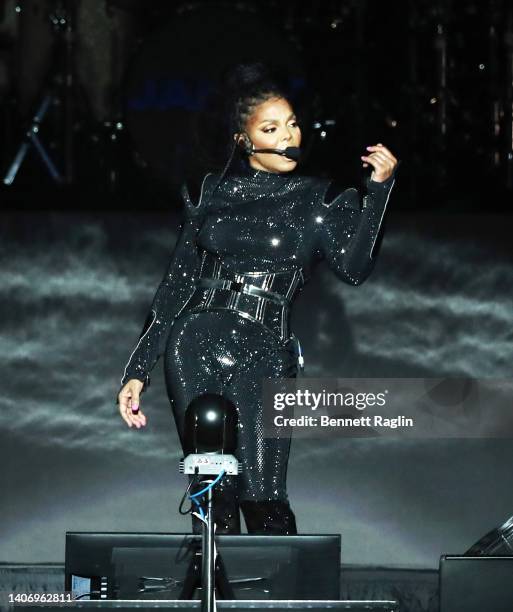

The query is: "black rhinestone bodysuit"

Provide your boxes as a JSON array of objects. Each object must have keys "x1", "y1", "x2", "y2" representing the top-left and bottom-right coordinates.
[{"x1": 120, "y1": 162, "x2": 396, "y2": 503}]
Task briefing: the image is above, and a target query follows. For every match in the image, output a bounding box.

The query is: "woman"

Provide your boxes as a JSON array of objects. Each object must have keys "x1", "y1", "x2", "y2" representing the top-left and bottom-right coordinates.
[{"x1": 117, "y1": 62, "x2": 398, "y2": 535}]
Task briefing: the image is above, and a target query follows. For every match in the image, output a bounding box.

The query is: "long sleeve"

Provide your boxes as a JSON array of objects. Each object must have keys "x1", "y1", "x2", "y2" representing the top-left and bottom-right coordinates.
[
  {"x1": 314, "y1": 171, "x2": 396, "y2": 285},
  {"x1": 119, "y1": 175, "x2": 213, "y2": 391}
]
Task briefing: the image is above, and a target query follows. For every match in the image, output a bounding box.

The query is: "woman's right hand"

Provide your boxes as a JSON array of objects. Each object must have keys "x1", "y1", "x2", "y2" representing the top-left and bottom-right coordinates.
[{"x1": 117, "y1": 379, "x2": 147, "y2": 429}]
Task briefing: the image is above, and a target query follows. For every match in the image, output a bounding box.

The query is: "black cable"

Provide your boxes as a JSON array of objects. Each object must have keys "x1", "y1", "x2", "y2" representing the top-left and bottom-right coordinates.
[
  {"x1": 178, "y1": 471, "x2": 200, "y2": 515},
  {"x1": 212, "y1": 137, "x2": 242, "y2": 195}
]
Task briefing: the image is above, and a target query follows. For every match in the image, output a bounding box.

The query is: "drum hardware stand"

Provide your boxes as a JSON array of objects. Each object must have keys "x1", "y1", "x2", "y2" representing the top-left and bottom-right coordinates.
[{"x1": 3, "y1": 0, "x2": 74, "y2": 185}]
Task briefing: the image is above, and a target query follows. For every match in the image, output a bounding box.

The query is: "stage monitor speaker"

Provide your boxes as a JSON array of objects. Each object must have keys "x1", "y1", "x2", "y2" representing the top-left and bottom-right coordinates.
[
  {"x1": 12, "y1": 600, "x2": 400, "y2": 611},
  {"x1": 64, "y1": 532, "x2": 340, "y2": 601},
  {"x1": 439, "y1": 555, "x2": 513, "y2": 612}
]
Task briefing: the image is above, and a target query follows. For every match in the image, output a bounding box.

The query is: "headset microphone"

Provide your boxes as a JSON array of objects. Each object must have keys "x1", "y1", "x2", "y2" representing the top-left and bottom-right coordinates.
[
  {"x1": 239, "y1": 135, "x2": 301, "y2": 161},
  {"x1": 252, "y1": 146, "x2": 301, "y2": 161}
]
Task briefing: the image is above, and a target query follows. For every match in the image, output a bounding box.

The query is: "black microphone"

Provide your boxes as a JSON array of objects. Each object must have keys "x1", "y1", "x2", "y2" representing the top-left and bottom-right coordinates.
[{"x1": 251, "y1": 146, "x2": 301, "y2": 161}]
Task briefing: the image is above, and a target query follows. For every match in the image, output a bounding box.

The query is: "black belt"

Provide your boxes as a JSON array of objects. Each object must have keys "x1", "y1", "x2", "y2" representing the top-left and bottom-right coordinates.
[{"x1": 196, "y1": 277, "x2": 291, "y2": 307}]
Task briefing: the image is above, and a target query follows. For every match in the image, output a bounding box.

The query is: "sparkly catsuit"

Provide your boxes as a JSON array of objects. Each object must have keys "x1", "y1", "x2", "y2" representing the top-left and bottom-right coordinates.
[{"x1": 120, "y1": 161, "x2": 396, "y2": 533}]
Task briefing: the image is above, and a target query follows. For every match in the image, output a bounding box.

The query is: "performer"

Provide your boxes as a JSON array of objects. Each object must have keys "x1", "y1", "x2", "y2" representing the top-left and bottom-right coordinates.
[{"x1": 117, "y1": 62, "x2": 398, "y2": 535}]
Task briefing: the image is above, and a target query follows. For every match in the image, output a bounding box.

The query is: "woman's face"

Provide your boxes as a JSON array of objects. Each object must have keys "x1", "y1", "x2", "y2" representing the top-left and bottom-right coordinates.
[{"x1": 235, "y1": 96, "x2": 302, "y2": 174}]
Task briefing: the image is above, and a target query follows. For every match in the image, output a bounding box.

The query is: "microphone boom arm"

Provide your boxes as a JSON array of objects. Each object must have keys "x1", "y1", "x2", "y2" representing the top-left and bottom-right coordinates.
[{"x1": 251, "y1": 146, "x2": 301, "y2": 161}]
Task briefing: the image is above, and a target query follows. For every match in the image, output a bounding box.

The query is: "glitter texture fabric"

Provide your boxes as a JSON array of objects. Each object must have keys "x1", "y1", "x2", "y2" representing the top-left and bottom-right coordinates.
[{"x1": 120, "y1": 162, "x2": 396, "y2": 507}]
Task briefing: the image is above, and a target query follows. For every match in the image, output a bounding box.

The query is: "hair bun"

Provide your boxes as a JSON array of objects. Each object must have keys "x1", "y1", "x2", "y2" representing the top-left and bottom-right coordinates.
[{"x1": 223, "y1": 61, "x2": 276, "y2": 98}]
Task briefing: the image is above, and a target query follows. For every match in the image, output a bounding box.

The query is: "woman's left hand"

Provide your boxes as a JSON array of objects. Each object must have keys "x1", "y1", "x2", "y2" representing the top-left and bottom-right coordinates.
[{"x1": 361, "y1": 143, "x2": 398, "y2": 182}]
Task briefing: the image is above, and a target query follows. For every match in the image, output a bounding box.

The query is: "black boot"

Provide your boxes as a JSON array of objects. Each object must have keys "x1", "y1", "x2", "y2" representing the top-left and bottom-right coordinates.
[
  {"x1": 240, "y1": 500, "x2": 298, "y2": 535},
  {"x1": 212, "y1": 495, "x2": 241, "y2": 534},
  {"x1": 191, "y1": 489, "x2": 241, "y2": 535}
]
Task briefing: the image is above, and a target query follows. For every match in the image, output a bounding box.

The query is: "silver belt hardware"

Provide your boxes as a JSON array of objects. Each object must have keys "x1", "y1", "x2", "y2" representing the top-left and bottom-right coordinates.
[
  {"x1": 187, "y1": 250, "x2": 304, "y2": 343},
  {"x1": 196, "y1": 277, "x2": 290, "y2": 307},
  {"x1": 288, "y1": 333, "x2": 305, "y2": 376}
]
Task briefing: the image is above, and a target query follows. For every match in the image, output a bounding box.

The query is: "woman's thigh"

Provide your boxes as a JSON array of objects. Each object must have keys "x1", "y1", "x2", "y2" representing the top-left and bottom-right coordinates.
[{"x1": 164, "y1": 309, "x2": 298, "y2": 499}]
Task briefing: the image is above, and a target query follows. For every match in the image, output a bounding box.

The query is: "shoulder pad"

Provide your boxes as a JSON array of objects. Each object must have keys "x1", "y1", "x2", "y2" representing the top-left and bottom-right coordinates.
[{"x1": 180, "y1": 172, "x2": 217, "y2": 217}]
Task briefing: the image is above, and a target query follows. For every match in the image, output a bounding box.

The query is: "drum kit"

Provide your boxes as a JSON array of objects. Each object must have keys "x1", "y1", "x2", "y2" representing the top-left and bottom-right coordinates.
[
  {"x1": 0, "y1": 0, "x2": 307, "y2": 189},
  {"x1": 0, "y1": 0, "x2": 512, "y2": 195},
  {"x1": 0, "y1": 0, "x2": 137, "y2": 187}
]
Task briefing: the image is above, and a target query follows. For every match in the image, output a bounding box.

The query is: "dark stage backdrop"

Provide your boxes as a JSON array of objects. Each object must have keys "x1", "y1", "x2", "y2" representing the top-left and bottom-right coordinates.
[{"x1": 1, "y1": 205, "x2": 512, "y2": 568}]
